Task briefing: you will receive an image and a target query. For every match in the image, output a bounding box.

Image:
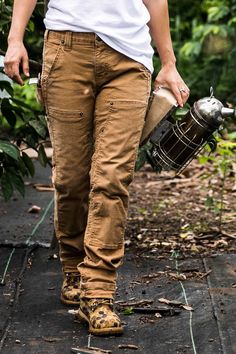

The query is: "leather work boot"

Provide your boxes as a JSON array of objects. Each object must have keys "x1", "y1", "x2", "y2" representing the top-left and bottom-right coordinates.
[
  {"x1": 77, "y1": 298, "x2": 123, "y2": 335},
  {"x1": 60, "y1": 272, "x2": 81, "y2": 305}
]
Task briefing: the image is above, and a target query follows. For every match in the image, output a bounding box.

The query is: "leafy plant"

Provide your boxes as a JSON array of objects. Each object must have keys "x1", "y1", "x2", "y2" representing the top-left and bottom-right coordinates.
[
  {"x1": 0, "y1": 0, "x2": 48, "y2": 200},
  {"x1": 0, "y1": 139, "x2": 34, "y2": 200},
  {"x1": 123, "y1": 307, "x2": 134, "y2": 315},
  {"x1": 167, "y1": 0, "x2": 236, "y2": 104},
  {"x1": 0, "y1": 75, "x2": 50, "y2": 201},
  {"x1": 199, "y1": 137, "x2": 236, "y2": 232}
]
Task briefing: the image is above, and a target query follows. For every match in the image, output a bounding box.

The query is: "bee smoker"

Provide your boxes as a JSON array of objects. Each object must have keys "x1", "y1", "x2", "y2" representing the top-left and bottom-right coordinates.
[{"x1": 142, "y1": 88, "x2": 235, "y2": 174}]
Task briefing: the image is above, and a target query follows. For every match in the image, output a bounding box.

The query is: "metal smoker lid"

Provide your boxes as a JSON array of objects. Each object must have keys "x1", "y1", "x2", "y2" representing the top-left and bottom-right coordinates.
[
  {"x1": 193, "y1": 87, "x2": 235, "y2": 123},
  {"x1": 194, "y1": 96, "x2": 224, "y2": 123}
]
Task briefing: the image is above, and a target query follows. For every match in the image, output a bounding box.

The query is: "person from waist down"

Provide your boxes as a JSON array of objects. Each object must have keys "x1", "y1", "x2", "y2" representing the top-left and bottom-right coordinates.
[{"x1": 4, "y1": 0, "x2": 189, "y2": 336}]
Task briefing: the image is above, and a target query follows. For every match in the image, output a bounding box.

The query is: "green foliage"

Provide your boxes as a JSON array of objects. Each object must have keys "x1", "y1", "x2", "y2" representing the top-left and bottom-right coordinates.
[
  {"x1": 136, "y1": 0, "x2": 236, "y2": 173},
  {"x1": 0, "y1": 0, "x2": 45, "y2": 57},
  {"x1": 166, "y1": 0, "x2": 236, "y2": 104},
  {"x1": 0, "y1": 139, "x2": 29, "y2": 200},
  {"x1": 0, "y1": 75, "x2": 49, "y2": 201},
  {"x1": 199, "y1": 136, "x2": 236, "y2": 230},
  {"x1": 0, "y1": 0, "x2": 48, "y2": 200},
  {"x1": 123, "y1": 307, "x2": 134, "y2": 315},
  {"x1": 0, "y1": 73, "x2": 48, "y2": 200}
]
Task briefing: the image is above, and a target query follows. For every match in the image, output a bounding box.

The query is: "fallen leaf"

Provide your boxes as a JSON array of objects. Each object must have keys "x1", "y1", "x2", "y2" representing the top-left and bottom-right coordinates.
[
  {"x1": 68, "y1": 309, "x2": 79, "y2": 315},
  {"x1": 124, "y1": 240, "x2": 131, "y2": 246},
  {"x1": 158, "y1": 298, "x2": 193, "y2": 311},
  {"x1": 181, "y1": 305, "x2": 193, "y2": 311},
  {"x1": 212, "y1": 240, "x2": 228, "y2": 248},
  {"x1": 155, "y1": 313, "x2": 162, "y2": 318},
  {"x1": 180, "y1": 233, "x2": 189, "y2": 239},
  {"x1": 48, "y1": 254, "x2": 58, "y2": 260},
  {"x1": 168, "y1": 272, "x2": 187, "y2": 280},
  {"x1": 158, "y1": 298, "x2": 182, "y2": 306},
  {"x1": 33, "y1": 183, "x2": 54, "y2": 192},
  {"x1": 191, "y1": 244, "x2": 199, "y2": 252},
  {"x1": 42, "y1": 337, "x2": 61, "y2": 342},
  {"x1": 28, "y1": 205, "x2": 41, "y2": 213}
]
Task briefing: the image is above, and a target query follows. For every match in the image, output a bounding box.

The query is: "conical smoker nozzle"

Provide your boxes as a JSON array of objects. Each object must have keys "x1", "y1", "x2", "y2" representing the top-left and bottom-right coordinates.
[{"x1": 221, "y1": 107, "x2": 235, "y2": 118}]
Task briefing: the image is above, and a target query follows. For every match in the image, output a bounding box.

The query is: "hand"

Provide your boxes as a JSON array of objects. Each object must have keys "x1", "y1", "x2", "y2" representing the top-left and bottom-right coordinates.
[
  {"x1": 154, "y1": 63, "x2": 190, "y2": 107},
  {"x1": 4, "y1": 41, "x2": 30, "y2": 85}
]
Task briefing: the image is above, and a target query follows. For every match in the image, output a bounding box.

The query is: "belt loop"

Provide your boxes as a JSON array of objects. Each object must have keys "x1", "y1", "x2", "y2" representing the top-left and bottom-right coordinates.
[
  {"x1": 44, "y1": 29, "x2": 49, "y2": 41},
  {"x1": 64, "y1": 31, "x2": 72, "y2": 50}
]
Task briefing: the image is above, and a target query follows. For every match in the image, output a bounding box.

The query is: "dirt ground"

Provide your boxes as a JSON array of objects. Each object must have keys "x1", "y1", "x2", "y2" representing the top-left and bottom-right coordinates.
[
  {"x1": 126, "y1": 160, "x2": 236, "y2": 258},
  {"x1": 1, "y1": 159, "x2": 236, "y2": 353}
]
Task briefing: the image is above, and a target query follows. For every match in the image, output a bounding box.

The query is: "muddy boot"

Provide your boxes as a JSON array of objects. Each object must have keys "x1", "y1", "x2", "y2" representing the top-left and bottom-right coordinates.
[
  {"x1": 60, "y1": 272, "x2": 81, "y2": 305},
  {"x1": 77, "y1": 298, "x2": 123, "y2": 335}
]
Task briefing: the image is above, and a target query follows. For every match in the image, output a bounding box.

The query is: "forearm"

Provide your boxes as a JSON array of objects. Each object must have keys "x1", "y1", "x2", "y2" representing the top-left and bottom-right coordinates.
[
  {"x1": 143, "y1": 0, "x2": 176, "y2": 67},
  {"x1": 8, "y1": 0, "x2": 37, "y2": 44}
]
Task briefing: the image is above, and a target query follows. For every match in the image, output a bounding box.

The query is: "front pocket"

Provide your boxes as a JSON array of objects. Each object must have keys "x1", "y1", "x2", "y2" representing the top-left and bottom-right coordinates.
[
  {"x1": 40, "y1": 41, "x2": 64, "y2": 114},
  {"x1": 41, "y1": 41, "x2": 63, "y2": 81}
]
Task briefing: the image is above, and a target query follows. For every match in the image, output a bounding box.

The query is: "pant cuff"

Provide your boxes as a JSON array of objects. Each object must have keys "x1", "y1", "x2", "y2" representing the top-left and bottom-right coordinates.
[
  {"x1": 80, "y1": 281, "x2": 116, "y2": 299},
  {"x1": 80, "y1": 290, "x2": 115, "y2": 300},
  {"x1": 62, "y1": 263, "x2": 80, "y2": 273}
]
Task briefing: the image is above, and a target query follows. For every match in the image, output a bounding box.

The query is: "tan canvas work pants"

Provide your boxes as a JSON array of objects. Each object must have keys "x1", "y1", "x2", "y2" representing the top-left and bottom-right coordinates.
[{"x1": 41, "y1": 30, "x2": 151, "y2": 299}]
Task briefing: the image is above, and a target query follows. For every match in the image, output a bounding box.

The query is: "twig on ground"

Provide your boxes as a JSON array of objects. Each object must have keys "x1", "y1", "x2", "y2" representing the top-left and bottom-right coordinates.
[
  {"x1": 116, "y1": 299, "x2": 153, "y2": 307},
  {"x1": 132, "y1": 307, "x2": 180, "y2": 316},
  {"x1": 71, "y1": 347, "x2": 112, "y2": 354},
  {"x1": 118, "y1": 344, "x2": 139, "y2": 350},
  {"x1": 221, "y1": 232, "x2": 236, "y2": 240},
  {"x1": 199, "y1": 270, "x2": 212, "y2": 279}
]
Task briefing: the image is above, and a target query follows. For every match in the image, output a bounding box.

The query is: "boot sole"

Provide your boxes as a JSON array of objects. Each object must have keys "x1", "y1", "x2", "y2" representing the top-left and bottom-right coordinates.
[
  {"x1": 77, "y1": 308, "x2": 124, "y2": 336},
  {"x1": 60, "y1": 294, "x2": 80, "y2": 306}
]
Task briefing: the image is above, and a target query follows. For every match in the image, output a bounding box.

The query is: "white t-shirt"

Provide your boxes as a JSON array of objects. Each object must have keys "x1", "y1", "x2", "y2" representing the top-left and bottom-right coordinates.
[{"x1": 44, "y1": 0, "x2": 154, "y2": 72}]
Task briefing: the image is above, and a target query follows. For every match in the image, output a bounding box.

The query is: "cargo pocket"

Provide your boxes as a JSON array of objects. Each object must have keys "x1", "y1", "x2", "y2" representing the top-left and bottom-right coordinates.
[
  {"x1": 45, "y1": 106, "x2": 88, "y2": 171},
  {"x1": 45, "y1": 107, "x2": 92, "y2": 236},
  {"x1": 86, "y1": 192, "x2": 125, "y2": 250}
]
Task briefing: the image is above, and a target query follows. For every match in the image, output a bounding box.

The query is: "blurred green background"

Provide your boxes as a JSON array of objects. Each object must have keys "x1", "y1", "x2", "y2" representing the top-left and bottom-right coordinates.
[
  {"x1": 1, "y1": 0, "x2": 236, "y2": 103},
  {"x1": 0, "y1": 0, "x2": 236, "y2": 200}
]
